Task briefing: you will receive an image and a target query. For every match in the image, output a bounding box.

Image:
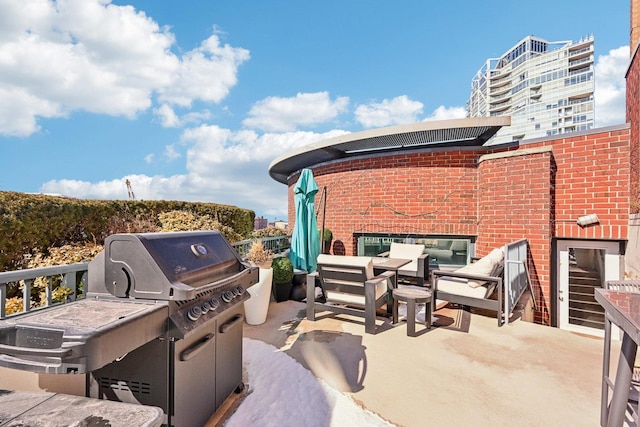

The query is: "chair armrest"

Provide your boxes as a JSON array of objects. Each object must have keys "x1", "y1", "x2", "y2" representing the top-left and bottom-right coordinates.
[
  {"x1": 378, "y1": 251, "x2": 390, "y2": 257},
  {"x1": 367, "y1": 270, "x2": 395, "y2": 290},
  {"x1": 417, "y1": 253, "x2": 430, "y2": 279},
  {"x1": 306, "y1": 271, "x2": 319, "y2": 301}
]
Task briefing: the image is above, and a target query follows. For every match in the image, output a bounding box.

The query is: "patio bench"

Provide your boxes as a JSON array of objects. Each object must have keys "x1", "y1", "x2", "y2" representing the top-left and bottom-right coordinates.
[{"x1": 306, "y1": 254, "x2": 395, "y2": 334}]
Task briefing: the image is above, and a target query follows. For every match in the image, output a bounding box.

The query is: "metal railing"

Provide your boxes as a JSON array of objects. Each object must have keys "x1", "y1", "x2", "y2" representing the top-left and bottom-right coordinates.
[
  {"x1": 0, "y1": 235, "x2": 291, "y2": 319},
  {"x1": 232, "y1": 235, "x2": 291, "y2": 258},
  {"x1": 0, "y1": 263, "x2": 89, "y2": 318}
]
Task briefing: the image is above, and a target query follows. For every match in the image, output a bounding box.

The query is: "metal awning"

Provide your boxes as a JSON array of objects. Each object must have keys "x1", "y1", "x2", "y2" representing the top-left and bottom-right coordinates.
[{"x1": 269, "y1": 116, "x2": 510, "y2": 183}]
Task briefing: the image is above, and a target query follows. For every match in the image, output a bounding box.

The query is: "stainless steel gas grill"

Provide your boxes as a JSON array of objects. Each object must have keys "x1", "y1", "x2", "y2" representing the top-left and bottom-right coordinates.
[{"x1": 0, "y1": 231, "x2": 258, "y2": 427}]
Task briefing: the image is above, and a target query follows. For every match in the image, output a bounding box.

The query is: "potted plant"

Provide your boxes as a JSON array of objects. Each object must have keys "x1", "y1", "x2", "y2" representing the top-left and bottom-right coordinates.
[
  {"x1": 245, "y1": 240, "x2": 274, "y2": 269},
  {"x1": 243, "y1": 240, "x2": 274, "y2": 325},
  {"x1": 320, "y1": 228, "x2": 333, "y2": 254},
  {"x1": 271, "y1": 256, "x2": 294, "y2": 302}
]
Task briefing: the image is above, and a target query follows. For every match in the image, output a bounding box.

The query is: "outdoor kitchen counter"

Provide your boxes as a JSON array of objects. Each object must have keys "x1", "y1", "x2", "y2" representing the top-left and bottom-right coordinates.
[{"x1": 0, "y1": 389, "x2": 164, "y2": 427}]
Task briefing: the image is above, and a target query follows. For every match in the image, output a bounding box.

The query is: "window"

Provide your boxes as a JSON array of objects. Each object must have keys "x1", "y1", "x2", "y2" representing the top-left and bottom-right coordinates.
[{"x1": 355, "y1": 234, "x2": 473, "y2": 268}]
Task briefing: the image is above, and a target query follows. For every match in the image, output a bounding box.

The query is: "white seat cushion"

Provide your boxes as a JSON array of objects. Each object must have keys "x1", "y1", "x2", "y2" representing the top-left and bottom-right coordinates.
[
  {"x1": 388, "y1": 243, "x2": 426, "y2": 274},
  {"x1": 435, "y1": 276, "x2": 496, "y2": 299},
  {"x1": 325, "y1": 280, "x2": 388, "y2": 306}
]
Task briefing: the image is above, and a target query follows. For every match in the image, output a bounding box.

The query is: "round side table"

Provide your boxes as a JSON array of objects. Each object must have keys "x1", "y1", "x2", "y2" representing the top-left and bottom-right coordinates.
[{"x1": 392, "y1": 287, "x2": 432, "y2": 337}]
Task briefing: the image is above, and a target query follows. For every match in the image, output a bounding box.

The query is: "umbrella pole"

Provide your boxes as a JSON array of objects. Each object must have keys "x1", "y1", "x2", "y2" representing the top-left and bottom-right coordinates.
[{"x1": 320, "y1": 186, "x2": 327, "y2": 245}]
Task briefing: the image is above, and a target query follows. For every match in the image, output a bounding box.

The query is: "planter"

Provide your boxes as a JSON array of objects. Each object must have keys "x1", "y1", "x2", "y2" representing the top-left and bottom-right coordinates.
[
  {"x1": 290, "y1": 269, "x2": 308, "y2": 301},
  {"x1": 289, "y1": 283, "x2": 307, "y2": 301},
  {"x1": 244, "y1": 267, "x2": 273, "y2": 325},
  {"x1": 271, "y1": 256, "x2": 294, "y2": 302},
  {"x1": 273, "y1": 281, "x2": 293, "y2": 302},
  {"x1": 292, "y1": 269, "x2": 308, "y2": 286}
]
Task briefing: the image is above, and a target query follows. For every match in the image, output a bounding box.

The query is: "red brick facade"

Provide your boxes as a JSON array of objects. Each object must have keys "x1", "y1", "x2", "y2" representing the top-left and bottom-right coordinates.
[
  {"x1": 628, "y1": 42, "x2": 640, "y2": 212},
  {"x1": 287, "y1": 127, "x2": 631, "y2": 325}
]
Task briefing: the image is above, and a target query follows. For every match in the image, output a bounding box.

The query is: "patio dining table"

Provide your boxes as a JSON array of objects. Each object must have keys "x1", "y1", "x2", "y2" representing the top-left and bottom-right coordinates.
[
  {"x1": 371, "y1": 257, "x2": 411, "y2": 315},
  {"x1": 595, "y1": 288, "x2": 640, "y2": 427}
]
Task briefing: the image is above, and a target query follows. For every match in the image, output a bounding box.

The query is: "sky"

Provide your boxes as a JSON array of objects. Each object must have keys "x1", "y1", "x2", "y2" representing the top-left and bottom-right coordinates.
[
  {"x1": 225, "y1": 338, "x2": 394, "y2": 426},
  {"x1": 0, "y1": 0, "x2": 631, "y2": 221}
]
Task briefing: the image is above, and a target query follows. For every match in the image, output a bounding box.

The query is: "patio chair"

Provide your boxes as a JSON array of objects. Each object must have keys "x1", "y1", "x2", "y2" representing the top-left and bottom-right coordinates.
[
  {"x1": 601, "y1": 280, "x2": 640, "y2": 426},
  {"x1": 306, "y1": 254, "x2": 395, "y2": 334},
  {"x1": 431, "y1": 247, "x2": 505, "y2": 326},
  {"x1": 378, "y1": 243, "x2": 429, "y2": 287}
]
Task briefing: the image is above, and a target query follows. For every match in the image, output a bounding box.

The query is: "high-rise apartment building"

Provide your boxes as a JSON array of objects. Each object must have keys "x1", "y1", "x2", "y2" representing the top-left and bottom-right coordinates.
[{"x1": 468, "y1": 35, "x2": 595, "y2": 144}]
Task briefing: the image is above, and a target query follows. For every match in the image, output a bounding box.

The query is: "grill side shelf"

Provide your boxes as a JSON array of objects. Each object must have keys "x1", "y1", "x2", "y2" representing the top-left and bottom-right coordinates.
[{"x1": 0, "y1": 299, "x2": 168, "y2": 374}]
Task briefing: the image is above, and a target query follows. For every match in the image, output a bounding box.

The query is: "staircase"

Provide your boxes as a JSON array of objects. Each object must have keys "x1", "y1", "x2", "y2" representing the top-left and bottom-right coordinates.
[{"x1": 568, "y1": 265, "x2": 605, "y2": 330}]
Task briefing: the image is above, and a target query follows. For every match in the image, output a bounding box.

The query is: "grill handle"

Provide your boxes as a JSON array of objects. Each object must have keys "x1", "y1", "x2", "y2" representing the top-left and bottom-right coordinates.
[
  {"x1": 179, "y1": 333, "x2": 214, "y2": 362},
  {"x1": 219, "y1": 314, "x2": 244, "y2": 334},
  {"x1": 0, "y1": 343, "x2": 72, "y2": 358}
]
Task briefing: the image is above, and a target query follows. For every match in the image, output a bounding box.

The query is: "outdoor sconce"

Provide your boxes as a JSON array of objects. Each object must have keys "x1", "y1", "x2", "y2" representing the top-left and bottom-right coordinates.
[{"x1": 577, "y1": 214, "x2": 599, "y2": 227}]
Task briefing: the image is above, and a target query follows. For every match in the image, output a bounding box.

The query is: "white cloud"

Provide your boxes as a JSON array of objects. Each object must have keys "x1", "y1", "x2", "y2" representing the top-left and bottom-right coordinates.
[
  {"x1": 41, "y1": 125, "x2": 349, "y2": 217},
  {"x1": 242, "y1": 92, "x2": 349, "y2": 132},
  {"x1": 144, "y1": 153, "x2": 155, "y2": 164},
  {"x1": 423, "y1": 105, "x2": 467, "y2": 121},
  {"x1": 595, "y1": 45, "x2": 629, "y2": 128},
  {"x1": 164, "y1": 144, "x2": 181, "y2": 160},
  {"x1": 354, "y1": 95, "x2": 423, "y2": 128},
  {"x1": 0, "y1": 0, "x2": 248, "y2": 137},
  {"x1": 153, "y1": 104, "x2": 212, "y2": 128},
  {"x1": 154, "y1": 104, "x2": 181, "y2": 128},
  {"x1": 157, "y1": 33, "x2": 250, "y2": 107}
]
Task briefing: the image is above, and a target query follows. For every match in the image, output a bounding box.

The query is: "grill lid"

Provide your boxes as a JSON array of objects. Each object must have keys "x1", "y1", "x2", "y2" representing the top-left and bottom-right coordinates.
[{"x1": 89, "y1": 231, "x2": 255, "y2": 301}]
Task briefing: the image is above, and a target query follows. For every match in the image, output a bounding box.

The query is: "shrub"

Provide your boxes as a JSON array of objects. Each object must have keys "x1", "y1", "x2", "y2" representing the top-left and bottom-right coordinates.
[
  {"x1": 251, "y1": 226, "x2": 287, "y2": 238},
  {"x1": 158, "y1": 210, "x2": 244, "y2": 242},
  {"x1": 245, "y1": 240, "x2": 274, "y2": 267},
  {"x1": 319, "y1": 228, "x2": 333, "y2": 242},
  {"x1": 271, "y1": 256, "x2": 294, "y2": 285}
]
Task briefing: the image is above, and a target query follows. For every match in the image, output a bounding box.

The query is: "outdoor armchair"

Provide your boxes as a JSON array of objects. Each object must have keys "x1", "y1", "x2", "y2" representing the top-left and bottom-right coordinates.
[
  {"x1": 378, "y1": 243, "x2": 429, "y2": 287},
  {"x1": 431, "y1": 248, "x2": 505, "y2": 326},
  {"x1": 306, "y1": 254, "x2": 395, "y2": 334}
]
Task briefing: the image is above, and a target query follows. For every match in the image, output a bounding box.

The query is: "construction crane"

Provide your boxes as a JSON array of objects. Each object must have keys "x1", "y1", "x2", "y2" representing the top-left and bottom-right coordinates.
[{"x1": 125, "y1": 179, "x2": 135, "y2": 200}]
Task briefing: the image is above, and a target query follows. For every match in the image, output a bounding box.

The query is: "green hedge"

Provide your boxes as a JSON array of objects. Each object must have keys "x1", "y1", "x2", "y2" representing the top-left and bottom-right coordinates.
[{"x1": 0, "y1": 191, "x2": 255, "y2": 271}]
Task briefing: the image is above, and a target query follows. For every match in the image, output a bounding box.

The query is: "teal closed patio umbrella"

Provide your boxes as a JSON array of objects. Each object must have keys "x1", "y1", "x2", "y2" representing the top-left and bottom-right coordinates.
[{"x1": 289, "y1": 169, "x2": 321, "y2": 273}]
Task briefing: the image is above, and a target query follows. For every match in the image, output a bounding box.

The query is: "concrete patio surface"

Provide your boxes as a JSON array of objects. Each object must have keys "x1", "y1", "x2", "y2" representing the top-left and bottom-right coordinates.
[{"x1": 232, "y1": 299, "x2": 612, "y2": 427}]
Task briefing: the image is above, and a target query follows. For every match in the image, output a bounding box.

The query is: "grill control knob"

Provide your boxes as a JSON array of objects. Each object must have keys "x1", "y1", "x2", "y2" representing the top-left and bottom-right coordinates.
[
  {"x1": 209, "y1": 297, "x2": 219, "y2": 309},
  {"x1": 187, "y1": 306, "x2": 203, "y2": 322},
  {"x1": 201, "y1": 301, "x2": 211, "y2": 313},
  {"x1": 221, "y1": 290, "x2": 234, "y2": 303}
]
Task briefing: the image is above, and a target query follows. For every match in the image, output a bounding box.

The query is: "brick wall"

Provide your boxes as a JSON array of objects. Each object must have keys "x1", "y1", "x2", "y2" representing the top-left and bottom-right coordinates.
[
  {"x1": 628, "y1": 43, "x2": 640, "y2": 212},
  {"x1": 477, "y1": 148, "x2": 553, "y2": 324},
  {"x1": 287, "y1": 127, "x2": 631, "y2": 325}
]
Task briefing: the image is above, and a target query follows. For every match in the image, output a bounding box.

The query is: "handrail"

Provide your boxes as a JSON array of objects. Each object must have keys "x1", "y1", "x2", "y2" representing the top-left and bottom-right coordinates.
[
  {"x1": 0, "y1": 262, "x2": 89, "y2": 319},
  {"x1": 232, "y1": 235, "x2": 291, "y2": 258},
  {"x1": 0, "y1": 236, "x2": 291, "y2": 319}
]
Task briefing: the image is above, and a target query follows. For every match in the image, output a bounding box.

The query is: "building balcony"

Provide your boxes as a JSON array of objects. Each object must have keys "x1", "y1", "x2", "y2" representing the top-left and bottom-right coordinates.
[
  {"x1": 489, "y1": 76, "x2": 511, "y2": 89},
  {"x1": 489, "y1": 84, "x2": 511, "y2": 97},
  {"x1": 568, "y1": 56, "x2": 594, "y2": 70}
]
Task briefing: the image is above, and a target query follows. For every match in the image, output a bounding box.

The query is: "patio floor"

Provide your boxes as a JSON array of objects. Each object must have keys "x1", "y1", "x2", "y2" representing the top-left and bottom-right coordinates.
[{"x1": 215, "y1": 299, "x2": 612, "y2": 427}]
